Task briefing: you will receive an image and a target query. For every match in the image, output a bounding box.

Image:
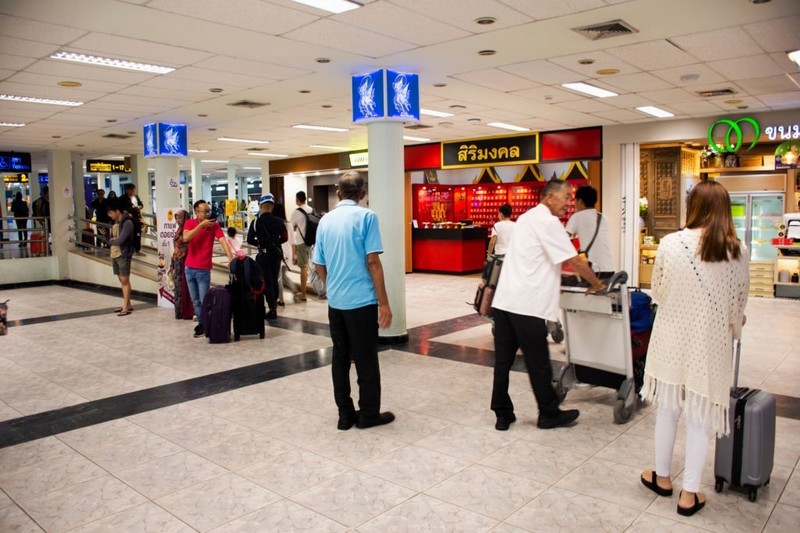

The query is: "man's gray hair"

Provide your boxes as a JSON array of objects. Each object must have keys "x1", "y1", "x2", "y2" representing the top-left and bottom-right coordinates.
[
  {"x1": 541, "y1": 178, "x2": 568, "y2": 199},
  {"x1": 337, "y1": 170, "x2": 365, "y2": 200}
]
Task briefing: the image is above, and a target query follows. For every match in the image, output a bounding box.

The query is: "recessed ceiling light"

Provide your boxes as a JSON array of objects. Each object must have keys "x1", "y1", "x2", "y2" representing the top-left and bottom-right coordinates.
[
  {"x1": 209, "y1": 88, "x2": 223, "y2": 93},
  {"x1": 57, "y1": 80, "x2": 82, "y2": 88},
  {"x1": 723, "y1": 99, "x2": 743, "y2": 105},
  {"x1": 561, "y1": 82, "x2": 618, "y2": 98},
  {"x1": 188, "y1": 149, "x2": 209, "y2": 153},
  {"x1": 478, "y1": 49, "x2": 496, "y2": 56},
  {"x1": 0, "y1": 122, "x2": 25, "y2": 127},
  {"x1": 420, "y1": 108, "x2": 454, "y2": 118},
  {"x1": 321, "y1": 104, "x2": 332, "y2": 108},
  {"x1": 0, "y1": 94, "x2": 83, "y2": 106},
  {"x1": 439, "y1": 121, "x2": 454, "y2": 126},
  {"x1": 77, "y1": 144, "x2": 84, "y2": 147},
  {"x1": 475, "y1": 16, "x2": 496, "y2": 25},
  {"x1": 315, "y1": 57, "x2": 331, "y2": 64},
  {"x1": 289, "y1": 0, "x2": 361, "y2": 14},
  {"x1": 51, "y1": 135, "x2": 61, "y2": 138},
  {"x1": 596, "y1": 68, "x2": 620, "y2": 76},
  {"x1": 217, "y1": 137, "x2": 270, "y2": 144},
  {"x1": 403, "y1": 135, "x2": 431, "y2": 142},
  {"x1": 578, "y1": 58, "x2": 595, "y2": 65},
  {"x1": 636, "y1": 106, "x2": 675, "y2": 118},
  {"x1": 750, "y1": 0, "x2": 771, "y2": 4},
  {"x1": 299, "y1": 89, "x2": 311, "y2": 94},
  {"x1": 127, "y1": 131, "x2": 136, "y2": 135},
  {"x1": 247, "y1": 152, "x2": 288, "y2": 157},
  {"x1": 309, "y1": 144, "x2": 351, "y2": 150},
  {"x1": 487, "y1": 122, "x2": 530, "y2": 132},
  {"x1": 467, "y1": 118, "x2": 481, "y2": 122},
  {"x1": 293, "y1": 124, "x2": 349, "y2": 132},
  {"x1": 680, "y1": 73, "x2": 700, "y2": 82},
  {"x1": 106, "y1": 119, "x2": 117, "y2": 123},
  {"x1": 737, "y1": 105, "x2": 749, "y2": 109},
  {"x1": 198, "y1": 113, "x2": 208, "y2": 117},
  {"x1": 433, "y1": 83, "x2": 447, "y2": 88},
  {"x1": 208, "y1": 128, "x2": 217, "y2": 131},
  {"x1": 50, "y1": 51, "x2": 174, "y2": 74}
]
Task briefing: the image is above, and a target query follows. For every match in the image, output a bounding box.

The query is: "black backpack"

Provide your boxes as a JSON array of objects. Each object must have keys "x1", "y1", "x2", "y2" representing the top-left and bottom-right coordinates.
[{"x1": 299, "y1": 209, "x2": 321, "y2": 246}]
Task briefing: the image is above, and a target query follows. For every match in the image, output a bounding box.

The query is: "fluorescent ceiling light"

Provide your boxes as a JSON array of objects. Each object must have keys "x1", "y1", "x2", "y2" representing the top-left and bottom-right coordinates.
[
  {"x1": 487, "y1": 122, "x2": 530, "y2": 132},
  {"x1": 188, "y1": 149, "x2": 209, "y2": 153},
  {"x1": 243, "y1": 166, "x2": 261, "y2": 170},
  {"x1": 50, "y1": 51, "x2": 174, "y2": 74},
  {"x1": 561, "y1": 82, "x2": 618, "y2": 98},
  {"x1": 293, "y1": 124, "x2": 349, "y2": 132},
  {"x1": 636, "y1": 106, "x2": 675, "y2": 118},
  {"x1": 788, "y1": 49, "x2": 800, "y2": 66},
  {"x1": 403, "y1": 135, "x2": 431, "y2": 142},
  {"x1": 0, "y1": 122, "x2": 26, "y2": 127},
  {"x1": 309, "y1": 144, "x2": 351, "y2": 150},
  {"x1": 217, "y1": 137, "x2": 269, "y2": 144},
  {"x1": 201, "y1": 159, "x2": 228, "y2": 163},
  {"x1": 289, "y1": 0, "x2": 361, "y2": 14},
  {"x1": 0, "y1": 94, "x2": 83, "y2": 106},
  {"x1": 247, "y1": 152, "x2": 288, "y2": 158},
  {"x1": 420, "y1": 108, "x2": 454, "y2": 118}
]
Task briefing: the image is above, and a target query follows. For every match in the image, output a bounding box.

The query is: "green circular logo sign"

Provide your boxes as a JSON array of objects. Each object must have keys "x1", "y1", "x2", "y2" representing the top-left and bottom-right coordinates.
[{"x1": 707, "y1": 118, "x2": 760, "y2": 153}]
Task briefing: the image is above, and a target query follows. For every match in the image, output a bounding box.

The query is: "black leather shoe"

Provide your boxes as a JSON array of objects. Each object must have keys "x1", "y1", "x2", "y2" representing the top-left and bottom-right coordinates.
[
  {"x1": 337, "y1": 411, "x2": 359, "y2": 431},
  {"x1": 357, "y1": 412, "x2": 395, "y2": 429},
  {"x1": 495, "y1": 413, "x2": 517, "y2": 431},
  {"x1": 537, "y1": 409, "x2": 579, "y2": 429},
  {"x1": 265, "y1": 309, "x2": 278, "y2": 320}
]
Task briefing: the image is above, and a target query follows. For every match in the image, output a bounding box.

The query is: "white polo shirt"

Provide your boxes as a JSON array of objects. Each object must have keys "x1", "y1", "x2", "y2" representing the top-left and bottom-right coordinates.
[
  {"x1": 565, "y1": 208, "x2": 614, "y2": 272},
  {"x1": 493, "y1": 203, "x2": 577, "y2": 321}
]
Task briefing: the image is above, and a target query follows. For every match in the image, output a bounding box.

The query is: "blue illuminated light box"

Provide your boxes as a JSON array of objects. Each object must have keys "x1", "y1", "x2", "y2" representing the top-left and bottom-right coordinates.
[
  {"x1": 352, "y1": 70, "x2": 384, "y2": 123},
  {"x1": 143, "y1": 122, "x2": 188, "y2": 158},
  {"x1": 386, "y1": 70, "x2": 419, "y2": 121}
]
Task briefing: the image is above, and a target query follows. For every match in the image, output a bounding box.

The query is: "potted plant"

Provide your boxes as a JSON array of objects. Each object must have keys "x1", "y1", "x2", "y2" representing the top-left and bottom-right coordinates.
[{"x1": 639, "y1": 197, "x2": 649, "y2": 229}]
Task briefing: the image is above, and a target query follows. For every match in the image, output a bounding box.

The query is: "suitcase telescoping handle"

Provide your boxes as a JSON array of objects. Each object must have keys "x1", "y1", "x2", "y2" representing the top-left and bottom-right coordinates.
[{"x1": 732, "y1": 339, "x2": 742, "y2": 389}]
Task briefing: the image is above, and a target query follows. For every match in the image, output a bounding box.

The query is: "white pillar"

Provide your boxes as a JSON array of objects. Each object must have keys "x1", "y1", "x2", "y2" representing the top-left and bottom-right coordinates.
[
  {"x1": 366, "y1": 121, "x2": 407, "y2": 342},
  {"x1": 237, "y1": 176, "x2": 247, "y2": 205},
  {"x1": 227, "y1": 165, "x2": 237, "y2": 200},
  {"x1": 181, "y1": 177, "x2": 190, "y2": 212},
  {"x1": 130, "y1": 154, "x2": 148, "y2": 210},
  {"x1": 72, "y1": 154, "x2": 87, "y2": 221},
  {"x1": 202, "y1": 178, "x2": 212, "y2": 203},
  {"x1": 154, "y1": 157, "x2": 180, "y2": 213},
  {"x1": 190, "y1": 158, "x2": 202, "y2": 208},
  {"x1": 260, "y1": 161, "x2": 270, "y2": 196},
  {"x1": 47, "y1": 150, "x2": 72, "y2": 278},
  {"x1": 619, "y1": 143, "x2": 640, "y2": 284}
]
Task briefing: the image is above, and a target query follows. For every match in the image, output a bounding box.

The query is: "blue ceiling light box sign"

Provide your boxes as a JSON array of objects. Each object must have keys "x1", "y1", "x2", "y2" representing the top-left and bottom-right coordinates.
[
  {"x1": 386, "y1": 70, "x2": 419, "y2": 121},
  {"x1": 143, "y1": 122, "x2": 188, "y2": 158},
  {"x1": 352, "y1": 70, "x2": 384, "y2": 123}
]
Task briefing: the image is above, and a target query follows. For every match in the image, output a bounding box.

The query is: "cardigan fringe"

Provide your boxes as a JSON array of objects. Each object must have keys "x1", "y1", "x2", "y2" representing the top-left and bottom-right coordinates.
[{"x1": 640, "y1": 374, "x2": 730, "y2": 437}]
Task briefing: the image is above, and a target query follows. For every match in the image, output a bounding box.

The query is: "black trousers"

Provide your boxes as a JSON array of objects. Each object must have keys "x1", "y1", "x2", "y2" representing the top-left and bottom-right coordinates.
[
  {"x1": 256, "y1": 252, "x2": 281, "y2": 311},
  {"x1": 328, "y1": 304, "x2": 381, "y2": 418},
  {"x1": 491, "y1": 308, "x2": 560, "y2": 417}
]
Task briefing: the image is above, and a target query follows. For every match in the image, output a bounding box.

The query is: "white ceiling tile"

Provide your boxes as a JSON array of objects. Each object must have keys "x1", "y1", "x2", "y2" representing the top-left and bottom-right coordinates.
[
  {"x1": 389, "y1": 0, "x2": 533, "y2": 33},
  {"x1": 67, "y1": 33, "x2": 213, "y2": 67},
  {"x1": 25, "y1": 59, "x2": 156, "y2": 85},
  {"x1": 636, "y1": 87, "x2": 697, "y2": 104},
  {"x1": 117, "y1": 85, "x2": 211, "y2": 104},
  {"x1": 0, "y1": 36, "x2": 60, "y2": 60},
  {"x1": 735, "y1": 75, "x2": 800, "y2": 96},
  {"x1": 147, "y1": 0, "x2": 317, "y2": 35},
  {"x1": 0, "y1": 80, "x2": 105, "y2": 101},
  {"x1": 193, "y1": 57, "x2": 309, "y2": 81},
  {"x1": 96, "y1": 93, "x2": 184, "y2": 110},
  {"x1": 708, "y1": 54, "x2": 784, "y2": 81},
  {"x1": 651, "y1": 64, "x2": 727, "y2": 87},
  {"x1": 166, "y1": 67, "x2": 266, "y2": 89},
  {"x1": 712, "y1": 96, "x2": 770, "y2": 113},
  {"x1": 548, "y1": 51, "x2": 640, "y2": 78},
  {"x1": 667, "y1": 100, "x2": 723, "y2": 115},
  {"x1": 602, "y1": 72, "x2": 673, "y2": 92},
  {"x1": 498, "y1": 0, "x2": 607, "y2": 20},
  {"x1": 592, "y1": 108, "x2": 649, "y2": 123},
  {"x1": 670, "y1": 27, "x2": 763, "y2": 62},
  {"x1": 0, "y1": 15, "x2": 87, "y2": 45},
  {"x1": 757, "y1": 91, "x2": 800, "y2": 108},
  {"x1": 452, "y1": 68, "x2": 539, "y2": 92},
  {"x1": 602, "y1": 93, "x2": 655, "y2": 109},
  {"x1": 283, "y1": 19, "x2": 416, "y2": 58},
  {"x1": 744, "y1": 15, "x2": 800, "y2": 54},
  {"x1": 5, "y1": 72, "x2": 129, "y2": 93},
  {"x1": 607, "y1": 40, "x2": 697, "y2": 70},
  {"x1": 336, "y1": 2, "x2": 469, "y2": 46},
  {"x1": 0, "y1": 69, "x2": 14, "y2": 81},
  {"x1": 509, "y1": 86, "x2": 583, "y2": 103},
  {"x1": 556, "y1": 98, "x2": 616, "y2": 113},
  {"x1": 0, "y1": 55, "x2": 36, "y2": 71},
  {"x1": 500, "y1": 60, "x2": 584, "y2": 85}
]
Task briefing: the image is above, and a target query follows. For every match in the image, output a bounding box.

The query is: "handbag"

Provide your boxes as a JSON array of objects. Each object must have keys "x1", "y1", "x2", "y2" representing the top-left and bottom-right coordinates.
[{"x1": 579, "y1": 212, "x2": 603, "y2": 257}]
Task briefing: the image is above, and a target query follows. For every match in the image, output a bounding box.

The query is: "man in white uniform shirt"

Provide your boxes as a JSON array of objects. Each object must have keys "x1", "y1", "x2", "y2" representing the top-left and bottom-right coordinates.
[
  {"x1": 491, "y1": 179, "x2": 606, "y2": 431},
  {"x1": 487, "y1": 203, "x2": 514, "y2": 256},
  {"x1": 565, "y1": 185, "x2": 614, "y2": 273},
  {"x1": 291, "y1": 191, "x2": 313, "y2": 301}
]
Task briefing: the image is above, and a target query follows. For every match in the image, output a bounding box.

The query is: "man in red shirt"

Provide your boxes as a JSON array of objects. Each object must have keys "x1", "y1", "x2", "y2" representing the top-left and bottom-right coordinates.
[{"x1": 183, "y1": 199, "x2": 234, "y2": 337}]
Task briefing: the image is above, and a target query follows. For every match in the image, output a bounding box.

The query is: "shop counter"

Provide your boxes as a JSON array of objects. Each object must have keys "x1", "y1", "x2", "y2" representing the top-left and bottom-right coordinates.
[{"x1": 412, "y1": 227, "x2": 488, "y2": 274}]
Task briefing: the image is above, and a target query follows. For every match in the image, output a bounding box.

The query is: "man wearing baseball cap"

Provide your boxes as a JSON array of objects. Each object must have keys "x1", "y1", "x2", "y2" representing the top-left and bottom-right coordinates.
[{"x1": 247, "y1": 194, "x2": 288, "y2": 319}]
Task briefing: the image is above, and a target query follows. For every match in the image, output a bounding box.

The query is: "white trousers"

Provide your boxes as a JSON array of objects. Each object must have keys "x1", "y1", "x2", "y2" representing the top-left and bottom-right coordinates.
[{"x1": 654, "y1": 400, "x2": 711, "y2": 493}]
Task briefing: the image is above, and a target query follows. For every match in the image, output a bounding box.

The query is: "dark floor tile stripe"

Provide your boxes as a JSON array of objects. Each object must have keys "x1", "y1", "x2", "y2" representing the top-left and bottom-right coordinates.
[
  {"x1": 7, "y1": 304, "x2": 157, "y2": 327},
  {"x1": 774, "y1": 393, "x2": 800, "y2": 421}
]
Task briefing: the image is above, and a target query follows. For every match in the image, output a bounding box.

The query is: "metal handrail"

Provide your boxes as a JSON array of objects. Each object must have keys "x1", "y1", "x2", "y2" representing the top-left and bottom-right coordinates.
[{"x1": 0, "y1": 215, "x2": 51, "y2": 258}]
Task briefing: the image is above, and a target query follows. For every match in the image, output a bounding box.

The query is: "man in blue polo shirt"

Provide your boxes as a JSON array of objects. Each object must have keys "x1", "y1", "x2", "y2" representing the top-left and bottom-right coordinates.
[{"x1": 313, "y1": 171, "x2": 394, "y2": 431}]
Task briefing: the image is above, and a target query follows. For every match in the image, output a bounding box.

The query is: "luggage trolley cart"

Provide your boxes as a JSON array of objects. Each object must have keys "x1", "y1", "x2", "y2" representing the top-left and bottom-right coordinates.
[{"x1": 553, "y1": 272, "x2": 638, "y2": 424}]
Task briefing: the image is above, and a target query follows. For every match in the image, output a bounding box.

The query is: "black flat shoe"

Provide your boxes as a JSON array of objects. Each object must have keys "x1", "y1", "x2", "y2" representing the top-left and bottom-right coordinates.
[
  {"x1": 357, "y1": 412, "x2": 395, "y2": 429},
  {"x1": 337, "y1": 411, "x2": 359, "y2": 431},
  {"x1": 495, "y1": 413, "x2": 516, "y2": 431},
  {"x1": 640, "y1": 471, "x2": 673, "y2": 497},
  {"x1": 677, "y1": 492, "x2": 705, "y2": 517}
]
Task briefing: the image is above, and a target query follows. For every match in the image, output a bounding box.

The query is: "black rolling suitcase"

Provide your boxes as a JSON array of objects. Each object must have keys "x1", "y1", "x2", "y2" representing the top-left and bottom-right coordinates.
[
  {"x1": 714, "y1": 339, "x2": 775, "y2": 502},
  {"x1": 229, "y1": 256, "x2": 266, "y2": 341},
  {"x1": 202, "y1": 287, "x2": 232, "y2": 343}
]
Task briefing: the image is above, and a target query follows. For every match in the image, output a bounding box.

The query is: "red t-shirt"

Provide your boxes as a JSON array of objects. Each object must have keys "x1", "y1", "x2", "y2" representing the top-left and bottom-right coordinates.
[{"x1": 184, "y1": 218, "x2": 224, "y2": 270}]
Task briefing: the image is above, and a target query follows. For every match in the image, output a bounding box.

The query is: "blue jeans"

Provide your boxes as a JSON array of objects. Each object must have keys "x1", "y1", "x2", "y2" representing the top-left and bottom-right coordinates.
[{"x1": 185, "y1": 267, "x2": 210, "y2": 326}]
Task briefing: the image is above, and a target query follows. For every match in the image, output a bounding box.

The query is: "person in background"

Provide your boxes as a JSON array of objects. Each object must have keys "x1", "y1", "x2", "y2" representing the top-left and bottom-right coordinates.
[
  {"x1": 566, "y1": 185, "x2": 614, "y2": 274},
  {"x1": 90, "y1": 189, "x2": 111, "y2": 248},
  {"x1": 106, "y1": 199, "x2": 135, "y2": 316},
  {"x1": 272, "y1": 203, "x2": 299, "y2": 306},
  {"x1": 183, "y1": 200, "x2": 234, "y2": 337},
  {"x1": 491, "y1": 179, "x2": 605, "y2": 432},
  {"x1": 32, "y1": 186, "x2": 50, "y2": 229},
  {"x1": 639, "y1": 180, "x2": 749, "y2": 517},
  {"x1": 487, "y1": 203, "x2": 514, "y2": 256},
  {"x1": 170, "y1": 209, "x2": 194, "y2": 320},
  {"x1": 313, "y1": 171, "x2": 394, "y2": 431},
  {"x1": 123, "y1": 183, "x2": 144, "y2": 255},
  {"x1": 10, "y1": 191, "x2": 29, "y2": 248},
  {"x1": 291, "y1": 191, "x2": 314, "y2": 302},
  {"x1": 247, "y1": 194, "x2": 287, "y2": 320},
  {"x1": 226, "y1": 227, "x2": 243, "y2": 254}
]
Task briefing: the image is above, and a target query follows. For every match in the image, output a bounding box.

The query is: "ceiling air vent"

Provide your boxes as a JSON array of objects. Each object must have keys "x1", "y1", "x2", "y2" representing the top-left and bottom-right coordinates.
[
  {"x1": 405, "y1": 124, "x2": 433, "y2": 130},
  {"x1": 102, "y1": 133, "x2": 132, "y2": 139},
  {"x1": 696, "y1": 88, "x2": 737, "y2": 98},
  {"x1": 572, "y1": 19, "x2": 638, "y2": 41},
  {"x1": 227, "y1": 100, "x2": 269, "y2": 109}
]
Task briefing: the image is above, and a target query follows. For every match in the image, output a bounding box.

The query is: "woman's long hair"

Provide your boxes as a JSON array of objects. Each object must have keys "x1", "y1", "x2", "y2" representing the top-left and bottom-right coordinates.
[{"x1": 685, "y1": 180, "x2": 741, "y2": 262}]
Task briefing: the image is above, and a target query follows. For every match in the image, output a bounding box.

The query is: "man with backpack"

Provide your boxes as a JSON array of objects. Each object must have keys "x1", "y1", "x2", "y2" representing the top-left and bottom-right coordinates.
[
  {"x1": 247, "y1": 194, "x2": 288, "y2": 320},
  {"x1": 291, "y1": 191, "x2": 319, "y2": 302}
]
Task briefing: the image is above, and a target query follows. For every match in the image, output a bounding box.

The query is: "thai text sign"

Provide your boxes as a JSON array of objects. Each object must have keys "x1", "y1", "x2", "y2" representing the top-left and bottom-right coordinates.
[
  {"x1": 86, "y1": 159, "x2": 130, "y2": 173},
  {"x1": 441, "y1": 133, "x2": 540, "y2": 169}
]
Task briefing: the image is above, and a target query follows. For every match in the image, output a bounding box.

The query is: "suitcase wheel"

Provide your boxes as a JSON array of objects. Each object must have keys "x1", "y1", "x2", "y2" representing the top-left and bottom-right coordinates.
[
  {"x1": 234, "y1": 333, "x2": 240, "y2": 341},
  {"x1": 552, "y1": 380, "x2": 567, "y2": 403},
  {"x1": 748, "y1": 487, "x2": 757, "y2": 502},
  {"x1": 613, "y1": 399, "x2": 633, "y2": 424},
  {"x1": 714, "y1": 478, "x2": 724, "y2": 493}
]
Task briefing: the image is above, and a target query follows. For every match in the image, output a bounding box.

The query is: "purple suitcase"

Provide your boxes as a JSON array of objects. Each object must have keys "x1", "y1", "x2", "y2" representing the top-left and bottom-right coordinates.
[{"x1": 202, "y1": 287, "x2": 232, "y2": 343}]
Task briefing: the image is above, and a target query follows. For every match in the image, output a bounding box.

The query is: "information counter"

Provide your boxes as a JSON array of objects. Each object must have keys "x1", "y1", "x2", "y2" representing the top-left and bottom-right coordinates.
[{"x1": 412, "y1": 227, "x2": 488, "y2": 274}]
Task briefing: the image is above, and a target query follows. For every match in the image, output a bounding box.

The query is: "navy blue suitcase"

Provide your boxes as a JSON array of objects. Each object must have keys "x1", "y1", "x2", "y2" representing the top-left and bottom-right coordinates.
[{"x1": 202, "y1": 287, "x2": 232, "y2": 343}]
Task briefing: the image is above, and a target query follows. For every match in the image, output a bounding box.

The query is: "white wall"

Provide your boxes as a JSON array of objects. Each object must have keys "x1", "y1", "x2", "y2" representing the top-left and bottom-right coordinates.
[
  {"x1": 67, "y1": 253, "x2": 158, "y2": 295},
  {"x1": 0, "y1": 257, "x2": 59, "y2": 283}
]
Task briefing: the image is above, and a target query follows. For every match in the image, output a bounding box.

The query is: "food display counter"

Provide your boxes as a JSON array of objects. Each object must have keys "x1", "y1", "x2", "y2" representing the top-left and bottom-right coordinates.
[{"x1": 412, "y1": 227, "x2": 488, "y2": 274}]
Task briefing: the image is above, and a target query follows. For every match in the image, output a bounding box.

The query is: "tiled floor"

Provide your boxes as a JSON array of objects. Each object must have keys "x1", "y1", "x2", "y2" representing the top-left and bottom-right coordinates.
[{"x1": 0, "y1": 275, "x2": 798, "y2": 532}]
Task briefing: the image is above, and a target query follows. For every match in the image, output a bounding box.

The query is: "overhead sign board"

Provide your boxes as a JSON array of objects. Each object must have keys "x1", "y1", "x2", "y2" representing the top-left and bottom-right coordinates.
[
  {"x1": 0, "y1": 151, "x2": 32, "y2": 172},
  {"x1": 143, "y1": 122, "x2": 188, "y2": 158},
  {"x1": 441, "y1": 133, "x2": 540, "y2": 169},
  {"x1": 386, "y1": 70, "x2": 420, "y2": 121},
  {"x1": 3, "y1": 173, "x2": 28, "y2": 183},
  {"x1": 349, "y1": 151, "x2": 369, "y2": 167},
  {"x1": 352, "y1": 70, "x2": 385, "y2": 123},
  {"x1": 352, "y1": 69, "x2": 420, "y2": 124},
  {"x1": 86, "y1": 159, "x2": 130, "y2": 173}
]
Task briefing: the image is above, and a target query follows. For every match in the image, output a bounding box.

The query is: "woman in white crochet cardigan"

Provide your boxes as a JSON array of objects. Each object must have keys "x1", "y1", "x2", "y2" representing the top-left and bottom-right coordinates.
[{"x1": 639, "y1": 180, "x2": 749, "y2": 517}]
